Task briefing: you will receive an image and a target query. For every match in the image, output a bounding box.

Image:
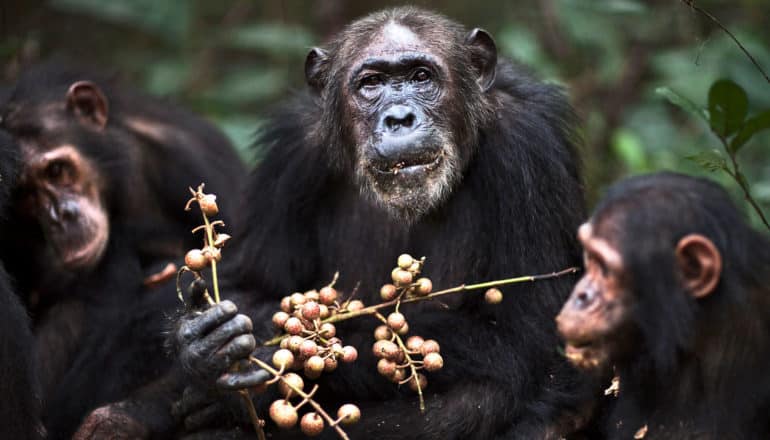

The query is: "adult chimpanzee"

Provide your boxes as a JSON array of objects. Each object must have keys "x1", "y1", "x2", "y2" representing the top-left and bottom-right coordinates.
[
  {"x1": 557, "y1": 172, "x2": 770, "y2": 439},
  {"x1": 173, "y1": 7, "x2": 590, "y2": 439},
  {"x1": 0, "y1": 129, "x2": 43, "y2": 439},
  {"x1": 0, "y1": 61, "x2": 246, "y2": 438}
]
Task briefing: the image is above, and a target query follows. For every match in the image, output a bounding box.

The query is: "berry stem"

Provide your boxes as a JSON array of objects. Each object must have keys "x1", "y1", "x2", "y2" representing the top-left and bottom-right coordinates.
[
  {"x1": 374, "y1": 312, "x2": 425, "y2": 412},
  {"x1": 263, "y1": 267, "x2": 578, "y2": 347},
  {"x1": 249, "y1": 356, "x2": 351, "y2": 440},
  {"x1": 201, "y1": 212, "x2": 221, "y2": 304},
  {"x1": 239, "y1": 389, "x2": 265, "y2": 440}
]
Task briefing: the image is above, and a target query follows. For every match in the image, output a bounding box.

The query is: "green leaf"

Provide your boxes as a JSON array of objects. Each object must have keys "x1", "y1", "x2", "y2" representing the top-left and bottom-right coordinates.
[
  {"x1": 686, "y1": 150, "x2": 728, "y2": 173},
  {"x1": 730, "y1": 110, "x2": 770, "y2": 153},
  {"x1": 707, "y1": 79, "x2": 748, "y2": 137},
  {"x1": 656, "y1": 87, "x2": 708, "y2": 121}
]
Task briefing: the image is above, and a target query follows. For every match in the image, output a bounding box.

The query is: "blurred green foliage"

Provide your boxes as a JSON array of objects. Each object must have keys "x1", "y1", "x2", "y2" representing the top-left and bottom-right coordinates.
[{"x1": 2, "y1": 0, "x2": 769, "y2": 227}]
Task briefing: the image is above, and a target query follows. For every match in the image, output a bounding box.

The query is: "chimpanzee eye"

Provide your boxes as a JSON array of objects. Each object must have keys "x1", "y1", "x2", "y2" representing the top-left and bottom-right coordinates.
[
  {"x1": 412, "y1": 68, "x2": 431, "y2": 83},
  {"x1": 45, "y1": 159, "x2": 75, "y2": 185},
  {"x1": 360, "y1": 74, "x2": 384, "y2": 88}
]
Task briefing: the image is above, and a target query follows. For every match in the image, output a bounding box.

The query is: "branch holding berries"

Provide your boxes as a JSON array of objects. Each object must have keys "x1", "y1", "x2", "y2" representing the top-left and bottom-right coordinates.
[
  {"x1": 177, "y1": 185, "x2": 577, "y2": 438},
  {"x1": 177, "y1": 184, "x2": 359, "y2": 439}
]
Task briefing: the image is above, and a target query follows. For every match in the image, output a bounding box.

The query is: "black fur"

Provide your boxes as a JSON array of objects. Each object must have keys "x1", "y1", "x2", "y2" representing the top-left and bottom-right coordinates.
[
  {"x1": 589, "y1": 172, "x2": 770, "y2": 439},
  {"x1": 219, "y1": 8, "x2": 590, "y2": 439},
  {"x1": 0, "y1": 129, "x2": 43, "y2": 439}
]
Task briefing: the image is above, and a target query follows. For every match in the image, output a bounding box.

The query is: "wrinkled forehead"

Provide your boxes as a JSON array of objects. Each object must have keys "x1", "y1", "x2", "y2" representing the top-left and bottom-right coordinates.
[{"x1": 350, "y1": 22, "x2": 436, "y2": 63}]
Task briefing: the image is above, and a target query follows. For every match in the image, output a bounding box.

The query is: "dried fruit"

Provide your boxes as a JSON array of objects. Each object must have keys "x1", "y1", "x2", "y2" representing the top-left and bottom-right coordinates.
[{"x1": 184, "y1": 249, "x2": 208, "y2": 271}]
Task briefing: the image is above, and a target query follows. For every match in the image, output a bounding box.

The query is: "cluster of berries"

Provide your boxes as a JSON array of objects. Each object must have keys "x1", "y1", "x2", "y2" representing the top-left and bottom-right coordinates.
[
  {"x1": 182, "y1": 186, "x2": 230, "y2": 271},
  {"x1": 271, "y1": 286, "x2": 359, "y2": 379},
  {"x1": 266, "y1": 349, "x2": 361, "y2": 435},
  {"x1": 371, "y1": 254, "x2": 443, "y2": 392}
]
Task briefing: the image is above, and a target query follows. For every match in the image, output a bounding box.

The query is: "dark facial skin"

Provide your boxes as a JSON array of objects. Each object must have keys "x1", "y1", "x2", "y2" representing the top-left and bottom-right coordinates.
[
  {"x1": 4, "y1": 81, "x2": 110, "y2": 273},
  {"x1": 346, "y1": 23, "x2": 460, "y2": 216},
  {"x1": 306, "y1": 22, "x2": 496, "y2": 221},
  {"x1": 556, "y1": 223, "x2": 632, "y2": 371},
  {"x1": 15, "y1": 143, "x2": 109, "y2": 272}
]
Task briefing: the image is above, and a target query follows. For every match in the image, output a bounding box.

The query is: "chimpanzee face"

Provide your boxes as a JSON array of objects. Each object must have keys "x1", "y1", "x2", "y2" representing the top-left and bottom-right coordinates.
[
  {"x1": 306, "y1": 21, "x2": 497, "y2": 222},
  {"x1": 556, "y1": 220, "x2": 724, "y2": 372},
  {"x1": 344, "y1": 23, "x2": 460, "y2": 219},
  {"x1": 2, "y1": 81, "x2": 110, "y2": 273},
  {"x1": 556, "y1": 223, "x2": 632, "y2": 371}
]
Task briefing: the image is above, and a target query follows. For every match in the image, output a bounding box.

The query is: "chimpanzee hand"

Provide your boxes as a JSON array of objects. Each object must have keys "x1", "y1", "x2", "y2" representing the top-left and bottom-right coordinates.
[{"x1": 175, "y1": 300, "x2": 270, "y2": 388}]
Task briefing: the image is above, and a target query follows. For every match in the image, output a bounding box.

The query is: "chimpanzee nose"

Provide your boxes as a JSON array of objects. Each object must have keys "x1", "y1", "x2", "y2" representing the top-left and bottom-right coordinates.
[{"x1": 381, "y1": 105, "x2": 417, "y2": 134}]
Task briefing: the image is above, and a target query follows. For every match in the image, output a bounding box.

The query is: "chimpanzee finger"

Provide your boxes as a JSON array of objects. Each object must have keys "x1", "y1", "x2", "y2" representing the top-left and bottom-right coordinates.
[
  {"x1": 217, "y1": 368, "x2": 272, "y2": 390},
  {"x1": 214, "y1": 334, "x2": 256, "y2": 366},
  {"x1": 200, "y1": 314, "x2": 254, "y2": 353},
  {"x1": 177, "y1": 300, "x2": 238, "y2": 344}
]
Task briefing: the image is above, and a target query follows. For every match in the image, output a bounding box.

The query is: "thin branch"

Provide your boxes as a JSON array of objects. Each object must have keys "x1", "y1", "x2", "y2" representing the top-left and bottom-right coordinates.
[
  {"x1": 374, "y1": 312, "x2": 425, "y2": 412},
  {"x1": 682, "y1": 0, "x2": 770, "y2": 84},
  {"x1": 263, "y1": 267, "x2": 579, "y2": 346},
  {"x1": 249, "y1": 357, "x2": 350, "y2": 440},
  {"x1": 717, "y1": 137, "x2": 770, "y2": 230}
]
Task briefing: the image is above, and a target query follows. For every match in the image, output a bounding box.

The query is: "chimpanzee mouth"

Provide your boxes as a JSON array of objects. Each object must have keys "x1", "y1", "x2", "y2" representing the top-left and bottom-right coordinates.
[
  {"x1": 373, "y1": 150, "x2": 443, "y2": 176},
  {"x1": 563, "y1": 340, "x2": 608, "y2": 370}
]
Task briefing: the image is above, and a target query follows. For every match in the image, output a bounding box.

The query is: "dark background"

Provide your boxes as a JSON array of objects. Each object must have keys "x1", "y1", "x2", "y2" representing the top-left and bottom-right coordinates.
[{"x1": 2, "y1": 0, "x2": 769, "y2": 222}]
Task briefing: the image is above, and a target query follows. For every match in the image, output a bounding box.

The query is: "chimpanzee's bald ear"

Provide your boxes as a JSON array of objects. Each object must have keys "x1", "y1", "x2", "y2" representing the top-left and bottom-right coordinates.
[
  {"x1": 305, "y1": 48, "x2": 329, "y2": 93},
  {"x1": 66, "y1": 81, "x2": 109, "y2": 130},
  {"x1": 465, "y1": 28, "x2": 497, "y2": 92},
  {"x1": 675, "y1": 234, "x2": 722, "y2": 299}
]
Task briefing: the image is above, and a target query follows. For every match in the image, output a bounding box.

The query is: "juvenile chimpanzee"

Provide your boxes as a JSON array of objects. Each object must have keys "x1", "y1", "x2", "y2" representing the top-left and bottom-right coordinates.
[
  {"x1": 173, "y1": 7, "x2": 592, "y2": 439},
  {"x1": 0, "y1": 62, "x2": 246, "y2": 438},
  {"x1": 0, "y1": 129, "x2": 43, "y2": 439},
  {"x1": 557, "y1": 172, "x2": 770, "y2": 439}
]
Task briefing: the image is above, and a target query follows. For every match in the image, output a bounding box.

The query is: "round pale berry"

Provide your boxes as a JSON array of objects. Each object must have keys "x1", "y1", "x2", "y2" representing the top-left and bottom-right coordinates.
[
  {"x1": 420, "y1": 339, "x2": 441, "y2": 356},
  {"x1": 387, "y1": 312, "x2": 406, "y2": 331},
  {"x1": 406, "y1": 336, "x2": 424, "y2": 352},
  {"x1": 374, "y1": 325, "x2": 392, "y2": 341},
  {"x1": 198, "y1": 194, "x2": 219, "y2": 216},
  {"x1": 272, "y1": 311, "x2": 290, "y2": 329},
  {"x1": 377, "y1": 358, "x2": 397, "y2": 377},
  {"x1": 415, "y1": 278, "x2": 432, "y2": 296},
  {"x1": 397, "y1": 254, "x2": 414, "y2": 269},
  {"x1": 347, "y1": 300, "x2": 364, "y2": 312},
  {"x1": 302, "y1": 301, "x2": 321, "y2": 320},
  {"x1": 278, "y1": 372, "x2": 304, "y2": 396},
  {"x1": 318, "y1": 286, "x2": 338, "y2": 305},
  {"x1": 341, "y1": 346, "x2": 358, "y2": 363},
  {"x1": 485, "y1": 288, "x2": 504, "y2": 304},
  {"x1": 269, "y1": 399, "x2": 297, "y2": 429},
  {"x1": 300, "y1": 412, "x2": 324, "y2": 437},
  {"x1": 184, "y1": 249, "x2": 208, "y2": 271},
  {"x1": 380, "y1": 284, "x2": 398, "y2": 301},
  {"x1": 300, "y1": 340, "x2": 318, "y2": 358},
  {"x1": 284, "y1": 317, "x2": 304, "y2": 335},
  {"x1": 272, "y1": 349, "x2": 295, "y2": 369},
  {"x1": 337, "y1": 404, "x2": 361, "y2": 425},
  {"x1": 319, "y1": 322, "x2": 336, "y2": 338},
  {"x1": 423, "y1": 352, "x2": 444, "y2": 372}
]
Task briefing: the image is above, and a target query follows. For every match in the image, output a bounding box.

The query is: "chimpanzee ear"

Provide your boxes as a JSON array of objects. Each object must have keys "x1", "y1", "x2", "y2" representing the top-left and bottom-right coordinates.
[
  {"x1": 465, "y1": 28, "x2": 497, "y2": 92},
  {"x1": 66, "y1": 81, "x2": 109, "y2": 130},
  {"x1": 675, "y1": 234, "x2": 722, "y2": 299},
  {"x1": 305, "y1": 47, "x2": 329, "y2": 93}
]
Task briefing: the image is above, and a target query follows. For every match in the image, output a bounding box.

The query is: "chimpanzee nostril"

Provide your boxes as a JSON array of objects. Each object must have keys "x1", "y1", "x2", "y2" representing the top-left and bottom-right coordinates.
[{"x1": 382, "y1": 105, "x2": 417, "y2": 133}]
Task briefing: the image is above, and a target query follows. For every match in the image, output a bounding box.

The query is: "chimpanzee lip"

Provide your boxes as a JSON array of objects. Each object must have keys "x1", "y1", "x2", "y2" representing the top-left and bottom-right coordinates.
[{"x1": 373, "y1": 151, "x2": 443, "y2": 175}]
